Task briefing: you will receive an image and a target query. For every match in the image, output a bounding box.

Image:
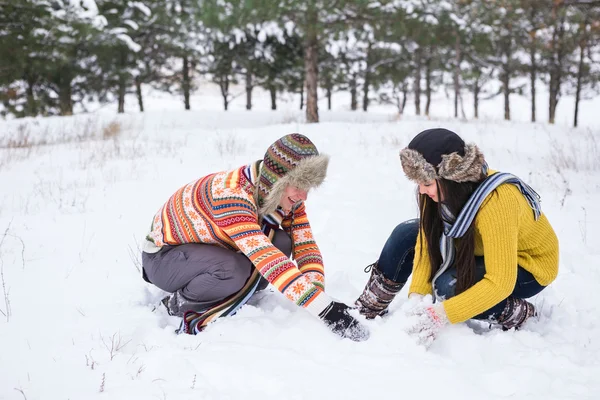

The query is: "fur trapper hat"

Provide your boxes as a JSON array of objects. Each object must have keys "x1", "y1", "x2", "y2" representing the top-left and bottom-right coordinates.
[
  {"x1": 399, "y1": 128, "x2": 485, "y2": 184},
  {"x1": 255, "y1": 134, "x2": 329, "y2": 217}
]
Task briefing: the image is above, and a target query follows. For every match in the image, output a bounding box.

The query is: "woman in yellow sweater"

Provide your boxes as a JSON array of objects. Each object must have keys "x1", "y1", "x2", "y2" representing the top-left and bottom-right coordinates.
[{"x1": 355, "y1": 128, "x2": 558, "y2": 342}]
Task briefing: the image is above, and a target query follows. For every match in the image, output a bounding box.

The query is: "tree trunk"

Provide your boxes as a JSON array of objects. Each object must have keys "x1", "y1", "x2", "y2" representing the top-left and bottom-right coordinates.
[
  {"x1": 414, "y1": 47, "x2": 422, "y2": 116},
  {"x1": 117, "y1": 48, "x2": 126, "y2": 114},
  {"x1": 502, "y1": 68, "x2": 510, "y2": 121},
  {"x1": 135, "y1": 77, "x2": 144, "y2": 112},
  {"x1": 326, "y1": 85, "x2": 332, "y2": 110},
  {"x1": 269, "y1": 84, "x2": 277, "y2": 110},
  {"x1": 425, "y1": 56, "x2": 432, "y2": 117},
  {"x1": 549, "y1": 73, "x2": 558, "y2": 125},
  {"x1": 363, "y1": 43, "x2": 372, "y2": 111},
  {"x1": 530, "y1": 47, "x2": 537, "y2": 123},
  {"x1": 219, "y1": 76, "x2": 229, "y2": 111},
  {"x1": 350, "y1": 73, "x2": 357, "y2": 110},
  {"x1": 300, "y1": 82, "x2": 304, "y2": 110},
  {"x1": 59, "y1": 86, "x2": 72, "y2": 116},
  {"x1": 25, "y1": 75, "x2": 37, "y2": 116},
  {"x1": 574, "y1": 18, "x2": 588, "y2": 128},
  {"x1": 58, "y1": 70, "x2": 73, "y2": 116},
  {"x1": 362, "y1": 74, "x2": 370, "y2": 111},
  {"x1": 183, "y1": 54, "x2": 191, "y2": 110},
  {"x1": 117, "y1": 75, "x2": 126, "y2": 114},
  {"x1": 304, "y1": 4, "x2": 319, "y2": 123},
  {"x1": 245, "y1": 70, "x2": 253, "y2": 110},
  {"x1": 548, "y1": 10, "x2": 566, "y2": 125},
  {"x1": 453, "y1": 33, "x2": 461, "y2": 119},
  {"x1": 574, "y1": 43, "x2": 584, "y2": 128},
  {"x1": 529, "y1": 33, "x2": 537, "y2": 122},
  {"x1": 473, "y1": 70, "x2": 480, "y2": 119},
  {"x1": 502, "y1": 37, "x2": 512, "y2": 121},
  {"x1": 401, "y1": 81, "x2": 408, "y2": 114}
]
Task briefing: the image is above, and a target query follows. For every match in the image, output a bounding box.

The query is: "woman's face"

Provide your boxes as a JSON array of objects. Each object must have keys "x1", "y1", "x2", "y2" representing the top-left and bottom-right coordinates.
[
  {"x1": 279, "y1": 186, "x2": 308, "y2": 214},
  {"x1": 419, "y1": 180, "x2": 440, "y2": 202}
]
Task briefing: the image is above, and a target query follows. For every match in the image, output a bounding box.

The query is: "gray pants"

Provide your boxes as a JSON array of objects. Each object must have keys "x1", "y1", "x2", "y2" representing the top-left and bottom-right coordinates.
[{"x1": 142, "y1": 230, "x2": 292, "y2": 313}]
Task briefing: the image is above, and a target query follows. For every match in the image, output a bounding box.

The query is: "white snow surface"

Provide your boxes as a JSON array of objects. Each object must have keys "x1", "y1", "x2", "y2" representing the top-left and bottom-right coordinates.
[{"x1": 0, "y1": 86, "x2": 599, "y2": 400}]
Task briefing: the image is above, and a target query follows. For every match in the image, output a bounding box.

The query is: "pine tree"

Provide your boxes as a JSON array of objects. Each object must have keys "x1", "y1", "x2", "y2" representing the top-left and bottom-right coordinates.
[
  {"x1": 0, "y1": 0, "x2": 52, "y2": 116},
  {"x1": 162, "y1": 0, "x2": 208, "y2": 110},
  {"x1": 263, "y1": 0, "x2": 383, "y2": 122},
  {"x1": 520, "y1": 0, "x2": 547, "y2": 122},
  {"x1": 569, "y1": 3, "x2": 600, "y2": 127},
  {"x1": 372, "y1": 45, "x2": 412, "y2": 115},
  {"x1": 0, "y1": 0, "x2": 100, "y2": 116},
  {"x1": 543, "y1": 2, "x2": 578, "y2": 124},
  {"x1": 260, "y1": 29, "x2": 304, "y2": 110},
  {"x1": 92, "y1": 0, "x2": 152, "y2": 113}
]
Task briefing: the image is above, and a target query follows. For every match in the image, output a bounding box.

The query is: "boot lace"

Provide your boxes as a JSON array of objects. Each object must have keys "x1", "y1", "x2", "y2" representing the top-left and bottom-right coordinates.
[{"x1": 364, "y1": 261, "x2": 377, "y2": 273}]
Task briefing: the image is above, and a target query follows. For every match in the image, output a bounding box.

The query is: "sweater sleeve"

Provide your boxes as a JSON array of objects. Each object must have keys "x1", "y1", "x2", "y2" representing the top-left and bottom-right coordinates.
[
  {"x1": 442, "y1": 190, "x2": 520, "y2": 324},
  {"x1": 281, "y1": 202, "x2": 325, "y2": 290},
  {"x1": 216, "y1": 195, "x2": 332, "y2": 317},
  {"x1": 408, "y1": 228, "x2": 433, "y2": 296}
]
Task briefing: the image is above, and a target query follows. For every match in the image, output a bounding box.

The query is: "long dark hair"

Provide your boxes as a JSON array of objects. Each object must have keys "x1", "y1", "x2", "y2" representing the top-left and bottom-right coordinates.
[{"x1": 418, "y1": 178, "x2": 484, "y2": 295}]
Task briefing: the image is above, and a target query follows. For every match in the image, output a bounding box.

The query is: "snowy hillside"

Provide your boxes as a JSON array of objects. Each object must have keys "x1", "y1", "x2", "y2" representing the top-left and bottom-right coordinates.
[{"x1": 0, "y1": 88, "x2": 599, "y2": 400}]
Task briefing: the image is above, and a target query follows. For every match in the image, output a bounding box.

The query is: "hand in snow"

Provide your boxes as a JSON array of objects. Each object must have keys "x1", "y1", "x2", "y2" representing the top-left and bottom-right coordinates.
[
  {"x1": 402, "y1": 292, "x2": 426, "y2": 314},
  {"x1": 319, "y1": 301, "x2": 370, "y2": 342},
  {"x1": 406, "y1": 302, "x2": 449, "y2": 347}
]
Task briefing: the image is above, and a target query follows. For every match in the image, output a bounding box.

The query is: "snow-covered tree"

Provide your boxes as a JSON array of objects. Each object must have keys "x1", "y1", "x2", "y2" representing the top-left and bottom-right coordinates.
[
  {"x1": 92, "y1": 0, "x2": 152, "y2": 113},
  {"x1": 0, "y1": 0, "x2": 104, "y2": 116}
]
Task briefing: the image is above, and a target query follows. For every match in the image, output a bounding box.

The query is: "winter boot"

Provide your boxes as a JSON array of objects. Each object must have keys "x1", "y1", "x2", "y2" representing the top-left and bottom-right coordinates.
[
  {"x1": 354, "y1": 262, "x2": 405, "y2": 319},
  {"x1": 161, "y1": 290, "x2": 209, "y2": 318},
  {"x1": 496, "y1": 297, "x2": 536, "y2": 330}
]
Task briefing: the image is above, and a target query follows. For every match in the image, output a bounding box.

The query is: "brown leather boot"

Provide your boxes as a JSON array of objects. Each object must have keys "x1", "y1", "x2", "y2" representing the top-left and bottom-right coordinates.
[
  {"x1": 496, "y1": 297, "x2": 536, "y2": 330},
  {"x1": 355, "y1": 262, "x2": 405, "y2": 319}
]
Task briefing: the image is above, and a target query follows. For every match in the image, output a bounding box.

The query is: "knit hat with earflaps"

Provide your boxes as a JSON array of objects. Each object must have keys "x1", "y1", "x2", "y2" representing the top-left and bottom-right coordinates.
[
  {"x1": 255, "y1": 134, "x2": 329, "y2": 218},
  {"x1": 399, "y1": 128, "x2": 486, "y2": 184}
]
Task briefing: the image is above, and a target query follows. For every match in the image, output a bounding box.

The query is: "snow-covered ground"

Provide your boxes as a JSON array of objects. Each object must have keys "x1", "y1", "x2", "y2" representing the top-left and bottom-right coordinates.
[{"x1": 0, "y1": 85, "x2": 599, "y2": 400}]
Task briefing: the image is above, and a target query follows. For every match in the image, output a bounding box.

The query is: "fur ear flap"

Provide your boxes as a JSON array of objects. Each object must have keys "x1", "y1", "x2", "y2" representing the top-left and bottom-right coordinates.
[
  {"x1": 400, "y1": 148, "x2": 439, "y2": 183},
  {"x1": 438, "y1": 144, "x2": 485, "y2": 183},
  {"x1": 257, "y1": 154, "x2": 329, "y2": 218},
  {"x1": 400, "y1": 144, "x2": 485, "y2": 184}
]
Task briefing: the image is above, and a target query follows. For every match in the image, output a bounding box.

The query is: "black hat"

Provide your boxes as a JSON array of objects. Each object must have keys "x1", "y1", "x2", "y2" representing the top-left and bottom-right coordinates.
[{"x1": 399, "y1": 128, "x2": 485, "y2": 183}]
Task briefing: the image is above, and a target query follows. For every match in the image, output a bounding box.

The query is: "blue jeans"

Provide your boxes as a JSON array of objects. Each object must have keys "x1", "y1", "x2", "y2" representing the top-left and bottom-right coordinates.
[
  {"x1": 377, "y1": 219, "x2": 546, "y2": 320},
  {"x1": 435, "y1": 258, "x2": 545, "y2": 319},
  {"x1": 377, "y1": 219, "x2": 420, "y2": 283}
]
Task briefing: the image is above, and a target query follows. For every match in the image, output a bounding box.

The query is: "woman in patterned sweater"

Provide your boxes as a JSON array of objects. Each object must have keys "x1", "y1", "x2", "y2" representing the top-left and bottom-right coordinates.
[
  {"x1": 142, "y1": 133, "x2": 368, "y2": 341},
  {"x1": 354, "y1": 128, "x2": 559, "y2": 345}
]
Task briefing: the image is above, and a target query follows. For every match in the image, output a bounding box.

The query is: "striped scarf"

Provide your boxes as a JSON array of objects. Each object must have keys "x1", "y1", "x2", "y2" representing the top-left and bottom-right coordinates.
[
  {"x1": 432, "y1": 165, "x2": 542, "y2": 301},
  {"x1": 178, "y1": 167, "x2": 286, "y2": 335}
]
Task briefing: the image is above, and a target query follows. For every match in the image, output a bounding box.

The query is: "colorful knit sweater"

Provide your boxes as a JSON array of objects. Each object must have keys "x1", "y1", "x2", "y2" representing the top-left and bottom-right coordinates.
[
  {"x1": 408, "y1": 178, "x2": 559, "y2": 324},
  {"x1": 145, "y1": 162, "x2": 331, "y2": 317}
]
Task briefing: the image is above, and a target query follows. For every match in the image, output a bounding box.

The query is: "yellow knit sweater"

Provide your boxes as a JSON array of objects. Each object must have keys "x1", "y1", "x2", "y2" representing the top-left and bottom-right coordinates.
[{"x1": 408, "y1": 179, "x2": 559, "y2": 324}]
